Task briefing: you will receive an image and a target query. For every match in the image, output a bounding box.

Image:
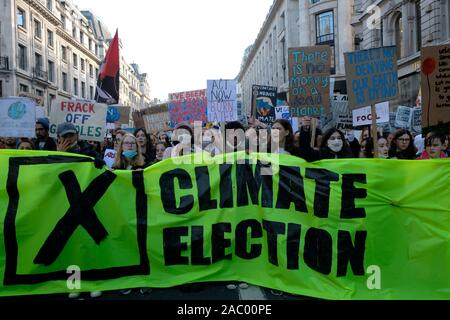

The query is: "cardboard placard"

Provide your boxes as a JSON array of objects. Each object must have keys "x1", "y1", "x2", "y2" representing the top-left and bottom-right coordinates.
[
  {"x1": 252, "y1": 85, "x2": 277, "y2": 125},
  {"x1": 106, "y1": 105, "x2": 131, "y2": 126},
  {"x1": 288, "y1": 46, "x2": 331, "y2": 117},
  {"x1": 345, "y1": 47, "x2": 398, "y2": 110},
  {"x1": 421, "y1": 43, "x2": 450, "y2": 132},
  {"x1": 49, "y1": 99, "x2": 107, "y2": 142}
]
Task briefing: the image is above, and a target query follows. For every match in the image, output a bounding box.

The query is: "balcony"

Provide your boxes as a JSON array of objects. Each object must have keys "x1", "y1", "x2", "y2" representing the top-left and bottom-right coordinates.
[
  {"x1": 0, "y1": 57, "x2": 9, "y2": 71},
  {"x1": 33, "y1": 67, "x2": 48, "y2": 81}
]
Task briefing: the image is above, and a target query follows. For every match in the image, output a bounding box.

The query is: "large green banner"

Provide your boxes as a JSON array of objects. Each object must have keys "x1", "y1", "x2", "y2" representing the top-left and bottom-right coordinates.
[{"x1": 0, "y1": 150, "x2": 449, "y2": 299}]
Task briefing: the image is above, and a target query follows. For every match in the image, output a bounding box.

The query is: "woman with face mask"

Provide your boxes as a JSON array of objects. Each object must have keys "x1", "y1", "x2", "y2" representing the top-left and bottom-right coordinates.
[
  {"x1": 112, "y1": 134, "x2": 145, "y2": 170},
  {"x1": 298, "y1": 128, "x2": 354, "y2": 162}
]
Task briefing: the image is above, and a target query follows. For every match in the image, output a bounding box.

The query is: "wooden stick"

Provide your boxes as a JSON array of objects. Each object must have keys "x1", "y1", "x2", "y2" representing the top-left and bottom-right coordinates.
[
  {"x1": 310, "y1": 118, "x2": 317, "y2": 149},
  {"x1": 371, "y1": 104, "x2": 379, "y2": 158}
]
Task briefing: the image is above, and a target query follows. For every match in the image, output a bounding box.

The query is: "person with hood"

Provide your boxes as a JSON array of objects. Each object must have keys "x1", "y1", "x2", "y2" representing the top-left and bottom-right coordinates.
[{"x1": 34, "y1": 118, "x2": 56, "y2": 151}]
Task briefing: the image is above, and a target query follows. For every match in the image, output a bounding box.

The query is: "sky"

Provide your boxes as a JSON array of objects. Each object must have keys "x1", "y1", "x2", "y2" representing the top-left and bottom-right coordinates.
[{"x1": 74, "y1": 0, "x2": 274, "y2": 101}]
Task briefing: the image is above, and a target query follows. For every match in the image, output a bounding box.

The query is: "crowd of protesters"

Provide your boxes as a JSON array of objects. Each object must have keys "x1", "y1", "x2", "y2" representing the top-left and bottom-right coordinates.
[
  {"x1": 0, "y1": 116, "x2": 449, "y2": 165},
  {"x1": 0, "y1": 115, "x2": 448, "y2": 298}
]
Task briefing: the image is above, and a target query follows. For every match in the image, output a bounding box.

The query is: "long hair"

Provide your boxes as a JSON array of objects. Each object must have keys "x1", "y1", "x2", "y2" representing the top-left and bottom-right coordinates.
[
  {"x1": 319, "y1": 128, "x2": 353, "y2": 159},
  {"x1": 272, "y1": 119, "x2": 295, "y2": 155},
  {"x1": 112, "y1": 134, "x2": 145, "y2": 170},
  {"x1": 388, "y1": 129, "x2": 417, "y2": 159},
  {"x1": 134, "y1": 127, "x2": 155, "y2": 162}
]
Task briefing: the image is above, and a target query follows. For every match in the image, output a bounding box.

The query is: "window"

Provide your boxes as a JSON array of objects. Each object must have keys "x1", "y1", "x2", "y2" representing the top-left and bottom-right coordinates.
[
  {"x1": 316, "y1": 10, "x2": 335, "y2": 74},
  {"x1": 80, "y1": 31, "x2": 84, "y2": 44},
  {"x1": 0, "y1": 80, "x2": 3, "y2": 97},
  {"x1": 19, "y1": 84, "x2": 29, "y2": 92},
  {"x1": 89, "y1": 64, "x2": 94, "y2": 77},
  {"x1": 18, "y1": 44, "x2": 27, "y2": 70},
  {"x1": 73, "y1": 78, "x2": 78, "y2": 95},
  {"x1": 73, "y1": 53, "x2": 78, "y2": 68},
  {"x1": 48, "y1": 60, "x2": 55, "y2": 82},
  {"x1": 416, "y1": 1, "x2": 421, "y2": 51},
  {"x1": 34, "y1": 20, "x2": 42, "y2": 39},
  {"x1": 81, "y1": 58, "x2": 85, "y2": 72},
  {"x1": 81, "y1": 81, "x2": 86, "y2": 98},
  {"x1": 34, "y1": 53, "x2": 42, "y2": 71},
  {"x1": 89, "y1": 39, "x2": 93, "y2": 51},
  {"x1": 95, "y1": 68, "x2": 99, "y2": 77},
  {"x1": 394, "y1": 13, "x2": 403, "y2": 59},
  {"x1": 95, "y1": 44, "x2": 98, "y2": 56},
  {"x1": 61, "y1": 14, "x2": 66, "y2": 29},
  {"x1": 62, "y1": 72, "x2": 68, "y2": 91},
  {"x1": 89, "y1": 86, "x2": 94, "y2": 100},
  {"x1": 49, "y1": 94, "x2": 56, "y2": 104},
  {"x1": 46, "y1": 0, "x2": 52, "y2": 11},
  {"x1": 47, "y1": 29, "x2": 54, "y2": 47},
  {"x1": 72, "y1": 27, "x2": 77, "y2": 38},
  {"x1": 316, "y1": 11, "x2": 334, "y2": 43},
  {"x1": 17, "y1": 8, "x2": 26, "y2": 29},
  {"x1": 36, "y1": 89, "x2": 44, "y2": 97},
  {"x1": 61, "y1": 46, "x2": 67, "y2": 61}
]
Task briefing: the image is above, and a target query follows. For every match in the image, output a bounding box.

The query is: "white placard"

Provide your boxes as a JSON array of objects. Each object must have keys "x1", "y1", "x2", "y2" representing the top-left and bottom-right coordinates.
[
  {"x1": 352, "y1": 102, "x2": 390, "y2": 127},
  {"x1": 207, "y1": 80, "x2": 237, "y2": 122},
  {"x1": 395, "y1": 106, "x2": 413, "y2": 129},
  {"x1": 0, "y1": 97, "x2": 36, "y2": 138},
  {"x1": 103, "y1": 148, "x2": 117, "y2": 169},
  {"x1": 49, "y1": 99, "x2": 108, "y2": 142}
]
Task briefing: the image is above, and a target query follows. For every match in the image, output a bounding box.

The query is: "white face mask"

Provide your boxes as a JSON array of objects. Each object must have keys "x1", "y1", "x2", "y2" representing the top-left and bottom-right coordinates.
[{"x1": 328, "y1": 139, "x2": 343, "y2": 153}]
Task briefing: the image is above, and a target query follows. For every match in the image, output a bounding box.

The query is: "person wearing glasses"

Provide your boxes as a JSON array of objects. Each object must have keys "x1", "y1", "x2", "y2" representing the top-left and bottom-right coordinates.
[
  {"x1": 388, "y1": 129, "x2": 417, "y2": 159},
  {"x1": 112, "y1": 134, "x2": 145, "y2": 170}
]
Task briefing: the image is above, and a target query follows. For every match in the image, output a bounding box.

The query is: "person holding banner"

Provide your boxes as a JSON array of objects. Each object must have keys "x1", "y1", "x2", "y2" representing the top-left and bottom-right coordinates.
[
  {"x1": 363, "y1": 136, "x2": 389, "y2": 159},
  {"x1": 417, "y1": 133, "x2": 448, "y2": 160},
  {"x1": 388, "y1": 129, "x2": 417, "y2": 160},
  {"x1": 34, "y1": 118, "x2": 56, "y2": 151},
  {"x1": 298, "y1": 128, "x2": 353, "y2": 162},
  {"x1": 112, "y1": 134, "x2": 146, "y2": 170},
  {"x1": 56, "y1": 123, "x2": 102, "y2": 160},
  {"x1": 134, "y1": 128, "x2": 156, "y2": 167},
  {"x1": 271, "y1": 119, "x2": 295, "y2": 155}
]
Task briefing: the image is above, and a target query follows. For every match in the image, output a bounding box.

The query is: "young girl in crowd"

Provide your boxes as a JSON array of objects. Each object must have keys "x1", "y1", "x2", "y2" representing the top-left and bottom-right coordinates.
[
  {"x1": 135, "y1": 128, "x2": 155, "y2": 167},
  {"x1": 271, "y1": 119, "x2": 295, "y2": 155},
  {"x1": 417, "y1": 133, "x2": 448, "y2": 160},
  {"x1": 298, "y1": 128, "x2": 354, "y2": 162},
  {"x1": 388, "y1": 129, "x2": 417, "y2": 159},
  {"x1": 112, "y1": 134, "x2": 146, "y2": 170}
]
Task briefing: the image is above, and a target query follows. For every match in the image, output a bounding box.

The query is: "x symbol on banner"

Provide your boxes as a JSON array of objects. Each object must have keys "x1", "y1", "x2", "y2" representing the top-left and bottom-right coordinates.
[{"x1": 34, "y1": 170, "x2": 117, "y2": 266}]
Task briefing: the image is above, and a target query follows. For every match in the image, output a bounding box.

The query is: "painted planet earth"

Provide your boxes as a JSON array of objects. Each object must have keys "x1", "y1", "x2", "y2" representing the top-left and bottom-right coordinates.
[
  {"x1": 8, "y1": 101, "x2": 27, "y2": 120},
  {"x1": 107, "y1": 106, "x2": 121, "y2": 123}
]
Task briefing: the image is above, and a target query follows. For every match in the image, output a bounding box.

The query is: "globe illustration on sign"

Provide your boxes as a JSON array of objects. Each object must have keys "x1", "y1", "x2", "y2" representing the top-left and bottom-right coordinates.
[
  {"x1": 8, "y1": 101, "x2": 27, "y2": 120},
  {"x1": 256, "y1": 97, "x2": 274, "y2": 117},
  {"x1": 107, "y1": 106, "x2": 121, "y2": 123}
]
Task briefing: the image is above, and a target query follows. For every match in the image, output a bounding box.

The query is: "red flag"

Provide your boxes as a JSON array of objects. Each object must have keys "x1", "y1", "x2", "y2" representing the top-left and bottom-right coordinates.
[{"x1": 95, "y1": 30, "x2": 120, "y2": 104}]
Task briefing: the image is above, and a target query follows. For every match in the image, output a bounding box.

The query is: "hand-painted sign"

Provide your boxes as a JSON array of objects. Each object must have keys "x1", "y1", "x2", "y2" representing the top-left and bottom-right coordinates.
[
  {"x1": 207, "y1": 80, "x2": 237, "y2": 122},
  {"x1": 288, "y1": 46, "x2": 331, "y2": 117},
  {"x1": 0, "y1": 98, "x2": 36, "y2": 138},
  {"x1": 345, "y1": 47, "x2": 398, "y2": 109},
  {"x1": 252, "y1": 85, "x2": 277, "y2": 125},
  {"x1": 168, "y1": 89, "x2": 208, "y2": 126},
  {"x1": 49, "y1": 99, "x2": 107, "y2": 142}
]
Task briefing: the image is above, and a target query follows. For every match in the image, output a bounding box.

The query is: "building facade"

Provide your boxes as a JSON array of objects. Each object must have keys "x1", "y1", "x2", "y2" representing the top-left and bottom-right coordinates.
[
  {"x1": 0, "y1": 0, "x2": 152, "y2": 122},
  {"x1": 353, "y1": 0, "x2": 450, "y2": 108},
  {"x1": 237, "y1": 0, "x2": 355, "y2": 114},
  {"x1": 0, "y1": 0, "x2": 101, "y2": 112}
]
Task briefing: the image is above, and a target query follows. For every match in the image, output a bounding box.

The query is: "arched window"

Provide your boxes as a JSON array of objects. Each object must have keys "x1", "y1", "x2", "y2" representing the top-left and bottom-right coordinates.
[{"x1": 394, "y1": 12, "x2": 403, "y2": 59}]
